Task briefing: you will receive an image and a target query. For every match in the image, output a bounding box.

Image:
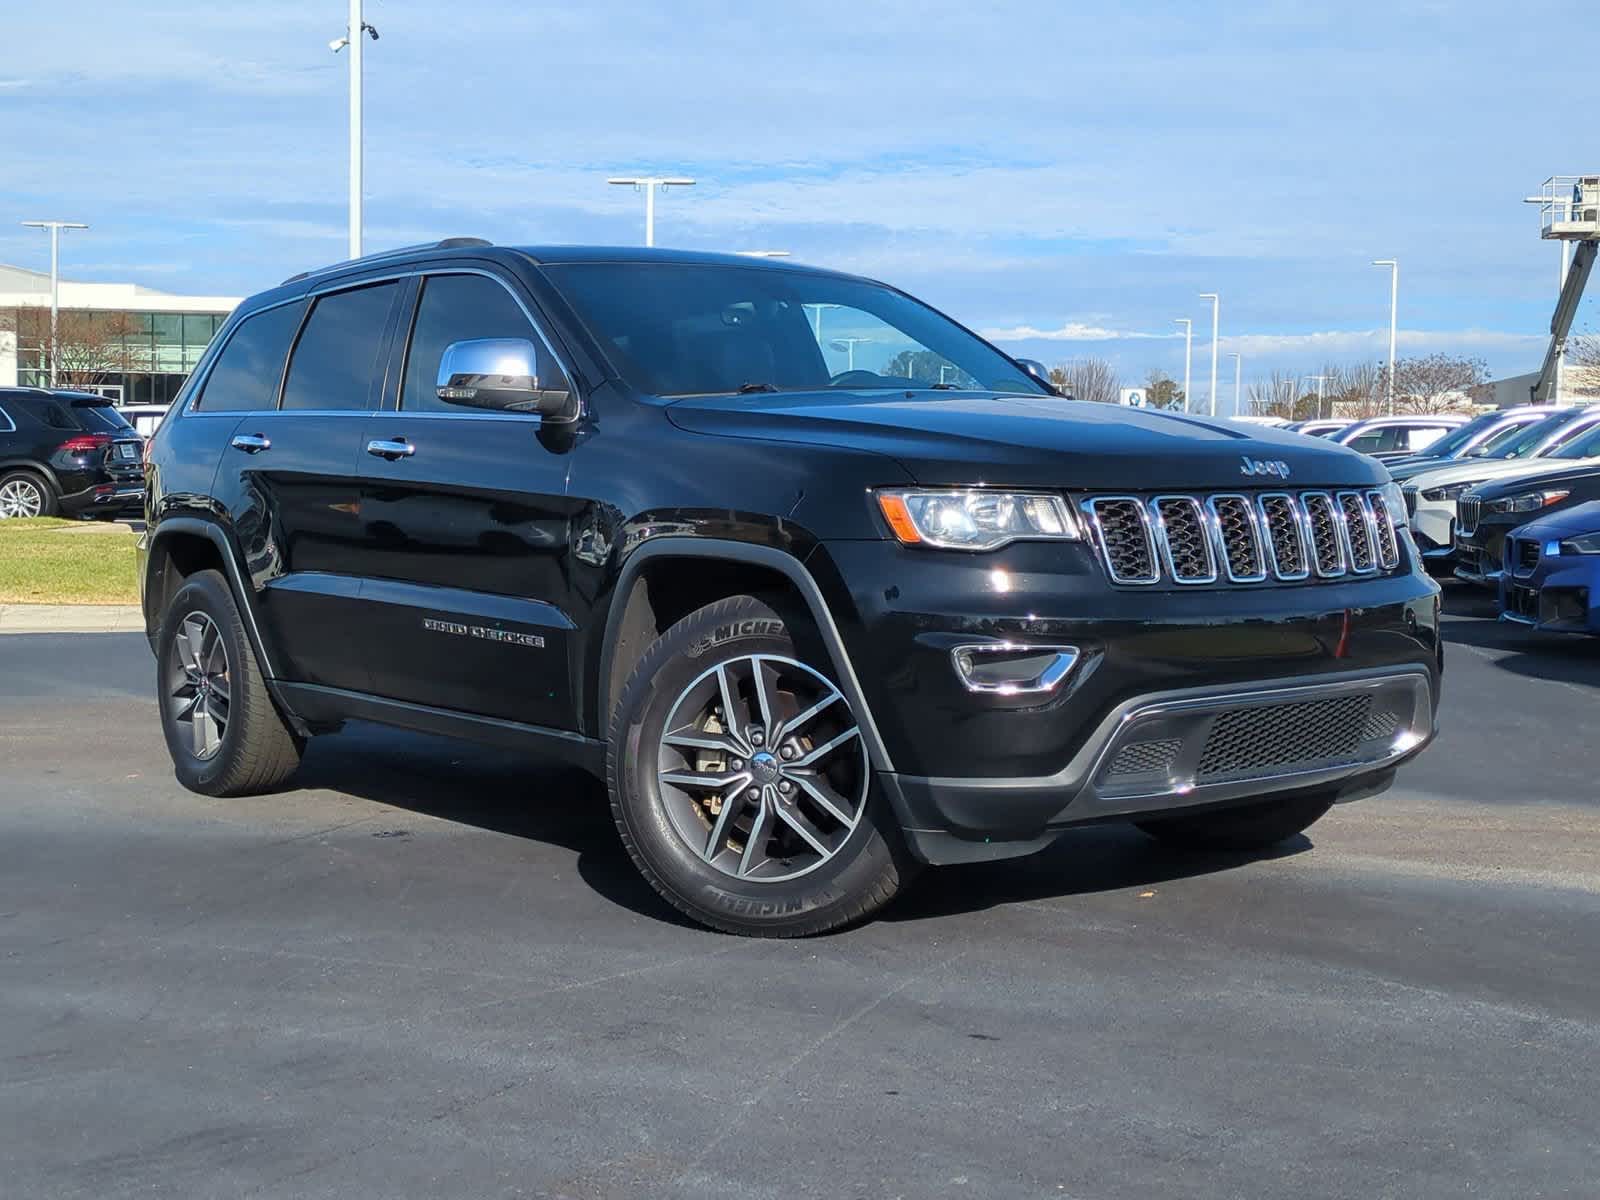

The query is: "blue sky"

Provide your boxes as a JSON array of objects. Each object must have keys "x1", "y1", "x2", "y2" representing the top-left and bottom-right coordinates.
[{"x1": 1, "y1": 1, "x2": 1593, "y2": 407}]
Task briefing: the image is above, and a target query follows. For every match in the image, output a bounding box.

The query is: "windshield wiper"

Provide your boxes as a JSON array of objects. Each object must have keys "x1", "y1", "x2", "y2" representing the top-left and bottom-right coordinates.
[
  {"x1": 736, "y1": 382, "x2": 780, "y2": 394},
  {"x1": 928, "y1": 383, "x2": 959, "y2": 390}
]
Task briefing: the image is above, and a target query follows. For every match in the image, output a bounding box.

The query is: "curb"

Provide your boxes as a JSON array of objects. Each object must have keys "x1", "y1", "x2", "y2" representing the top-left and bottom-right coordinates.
[{"x1": 0, "y1": 604, "x2": 145, "y2": 635}]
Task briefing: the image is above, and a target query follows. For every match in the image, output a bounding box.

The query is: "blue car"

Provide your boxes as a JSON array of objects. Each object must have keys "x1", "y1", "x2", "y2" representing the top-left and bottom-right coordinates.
[{"x1": 1499, "y1": 499, "x2": 1600, "y2": 634}]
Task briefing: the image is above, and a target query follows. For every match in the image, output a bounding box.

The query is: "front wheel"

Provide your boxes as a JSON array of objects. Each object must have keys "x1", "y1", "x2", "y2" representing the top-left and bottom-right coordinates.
[
  {"x1": 1135, "y1": 791, "x2": 1336, "y2": 851},
  {"x1": 607, "y1": 595, "x2": 912, "y2": 936}
]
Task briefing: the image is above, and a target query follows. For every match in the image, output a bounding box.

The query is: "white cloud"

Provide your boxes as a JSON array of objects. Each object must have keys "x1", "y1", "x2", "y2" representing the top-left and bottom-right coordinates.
[{"x1": 980, "y1": 321, "x2": 1179, "y2": 342}]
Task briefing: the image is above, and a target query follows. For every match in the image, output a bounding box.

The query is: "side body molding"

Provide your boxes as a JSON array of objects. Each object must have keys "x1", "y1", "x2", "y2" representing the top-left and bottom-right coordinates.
[{"x1": 596, "y1": 538, "x2": 896, "y2": 773}]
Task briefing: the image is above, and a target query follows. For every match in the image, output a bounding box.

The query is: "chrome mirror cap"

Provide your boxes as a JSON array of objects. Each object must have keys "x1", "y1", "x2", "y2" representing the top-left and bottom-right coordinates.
[{"x1": 436, "y1": 338, "x2": 577, "y2": 420}]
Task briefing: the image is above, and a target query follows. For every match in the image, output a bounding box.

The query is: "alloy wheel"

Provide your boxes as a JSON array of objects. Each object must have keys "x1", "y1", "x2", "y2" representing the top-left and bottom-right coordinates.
[
  {"x1": 0, "y1": 478, "x2": 44, "y2": 519},
  {"x1": 656, "y1": 653, "x2": 868, "y2": 883},
  {"x1": 166, "y1": 611, "x2": 231, "y2": 760}
]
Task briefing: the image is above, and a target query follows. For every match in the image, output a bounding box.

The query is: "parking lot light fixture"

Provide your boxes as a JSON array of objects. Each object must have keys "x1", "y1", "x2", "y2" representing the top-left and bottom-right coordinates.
[
  {"x1": 20, "y1": 220, "x2": 89, "y2": 388},
  {"x1": 1229, "y1": 352, "x2": 1242, "y2": 417},
  {"x1": 607, "y1": 177, "x2": 697, "y2": 247},
  {"x1": 1199, "y1": 293, "x2": 1220, "y2": 416},
  {"x1": 1173, "y1": 318, "x2": 1193, "y2": 412},
  {"x1": 1372, "y1": 260, "x2": 1398, "y2": 413}
]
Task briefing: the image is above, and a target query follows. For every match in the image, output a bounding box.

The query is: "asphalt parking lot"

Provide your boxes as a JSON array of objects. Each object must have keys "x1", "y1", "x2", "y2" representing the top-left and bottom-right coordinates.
[{"x1": 2, "y1": 587, "x2": 1598, "y2": 1199}]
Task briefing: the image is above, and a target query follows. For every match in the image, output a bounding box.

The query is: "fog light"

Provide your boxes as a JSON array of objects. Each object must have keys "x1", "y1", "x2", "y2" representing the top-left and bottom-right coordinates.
[{"x1": 950, "y1": 643, "x2": 1079, "y2": 695}]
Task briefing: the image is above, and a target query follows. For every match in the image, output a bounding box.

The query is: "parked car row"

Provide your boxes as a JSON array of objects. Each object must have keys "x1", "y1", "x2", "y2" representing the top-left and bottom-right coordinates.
[{"x1": 0, "y1": 388, "x2": 147, "y2": 519}]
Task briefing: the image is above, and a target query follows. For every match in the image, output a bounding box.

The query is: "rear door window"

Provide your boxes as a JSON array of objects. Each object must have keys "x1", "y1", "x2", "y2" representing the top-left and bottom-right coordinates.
[
  {"x1": 1345, "y1": 428, "x2": 1399, "y2": 454},
  {"x1": 398, "y1": 274, "x2": 568, "y2": 412},
  {"x1": 195, "y1": 302, "x2": 306, "y2": 412},
  {"x1": 1401, "y1": 425, "x2": 1449, "y2": 452},
  {"x1": 281, "y1": 282, "x2": 399, "y2": 412}
]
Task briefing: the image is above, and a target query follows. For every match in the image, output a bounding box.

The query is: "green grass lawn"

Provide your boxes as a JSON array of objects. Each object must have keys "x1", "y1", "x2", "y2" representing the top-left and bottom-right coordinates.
[{"x1": 0, "y1": 517, "x2": 140, "y2": 604}]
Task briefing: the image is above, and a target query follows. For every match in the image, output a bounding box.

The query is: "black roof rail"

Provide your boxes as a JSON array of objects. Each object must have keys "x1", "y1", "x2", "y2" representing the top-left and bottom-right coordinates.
[{"x1": 280, "y1": 237, "x2": 495, "y2": 286}]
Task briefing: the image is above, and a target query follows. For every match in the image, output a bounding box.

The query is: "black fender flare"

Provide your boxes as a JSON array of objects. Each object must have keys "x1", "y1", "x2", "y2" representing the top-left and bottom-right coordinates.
[
  {"x1": 144, "y1": 516, "x2": 279, "y2": 680},
  {"x1": 595, "y1": 537, "x2": 896, "y2": 773}
]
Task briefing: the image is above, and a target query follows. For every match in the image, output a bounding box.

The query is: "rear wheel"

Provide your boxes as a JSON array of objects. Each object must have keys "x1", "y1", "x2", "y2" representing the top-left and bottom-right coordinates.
[
  {"x1": 1135, "y1": 791, "x2": 1335, "y2": 851},
  {"x1": 157, "y1": 569, "x2": 303, "y2": 796},
  {"x1": 0, "y1": 470, "x2": 55, "y2": 519},
  {"x1": 607, "y1": 595, "x2": 911, "y2": 936}
]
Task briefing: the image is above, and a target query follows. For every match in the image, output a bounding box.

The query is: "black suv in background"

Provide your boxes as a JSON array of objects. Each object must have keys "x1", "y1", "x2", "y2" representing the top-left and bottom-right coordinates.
[
  {"x1": 0, "y1": 388, "x2": 145, "y2": 519},
  {"x1": 139, "y1": 241, "x2": 1442, "y2": 936}
]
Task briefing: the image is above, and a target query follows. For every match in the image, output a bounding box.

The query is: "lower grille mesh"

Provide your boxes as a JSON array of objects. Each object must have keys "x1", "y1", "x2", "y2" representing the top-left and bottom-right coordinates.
[
  {"x1": 1106, "y1": 738, "x2": 1184, "y2": 778},
  {"x1": 1196, "y1": 695, "x2": 1374, "y2": 781}
]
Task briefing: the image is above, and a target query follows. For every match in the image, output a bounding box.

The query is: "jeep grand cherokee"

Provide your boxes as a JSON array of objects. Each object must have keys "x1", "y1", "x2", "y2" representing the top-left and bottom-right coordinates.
[{"x1": 139, "y1": 240, "x2": 1442, "y2": 936}]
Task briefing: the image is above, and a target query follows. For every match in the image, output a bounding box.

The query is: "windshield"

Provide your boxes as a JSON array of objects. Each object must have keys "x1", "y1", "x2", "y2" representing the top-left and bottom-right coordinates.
[
  {"x1": 70, "y1": 402, "x2": 135, "y2": 434},
  {"x1": 1421, "y1": 412, "x2": 1505, "y2": 458},
  {"x1": 544, "y1": 263, "x2": 1046, "y2": 398},
  {"x1": 1548, "y1": 421, "x2": 1600, "y2": 460},
  {"x1": 1464, "y1": 416, "x2": 1538, "y2": 457},
  {"x1": 1483, "y1": 412, "x2": 1581, "y2": 459}
]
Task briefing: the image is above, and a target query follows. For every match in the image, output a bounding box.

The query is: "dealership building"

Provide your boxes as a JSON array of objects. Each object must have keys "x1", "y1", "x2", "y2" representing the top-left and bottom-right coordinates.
[{"x1": 0, "y1": 262, "x2": 239, "y2": 406}]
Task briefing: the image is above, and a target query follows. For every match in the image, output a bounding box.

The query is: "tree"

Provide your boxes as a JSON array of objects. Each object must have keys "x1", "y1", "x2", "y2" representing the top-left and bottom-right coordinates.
[
  {"x1": 10, "y1": 306, "x2": 152, "y2": 388},
  {"x1": 1143, "y1": 367, "x2": 1185, "y2": 411},
  {"x1": 1382, "y1": 353, "x2": 1488, "y2": 414},
  {"x1": 1246, "y1": 370, "x2": 1305, "y2": 419},
  {"x1": 1322, "y1": 361, "x2": 1383, "y2": 418},
  {"x1": 1568, "y1": 334, "x2": 1600, "y2": 398},
  {"x1": 1049, "y1": 358, "x2": 1119, "y2": 404}
]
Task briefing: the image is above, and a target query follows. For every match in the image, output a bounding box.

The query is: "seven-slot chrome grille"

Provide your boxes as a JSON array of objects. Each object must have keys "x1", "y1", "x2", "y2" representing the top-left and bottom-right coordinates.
[{"x1": 1082, "y1": 490, "x2": 1403, "y2": 587}]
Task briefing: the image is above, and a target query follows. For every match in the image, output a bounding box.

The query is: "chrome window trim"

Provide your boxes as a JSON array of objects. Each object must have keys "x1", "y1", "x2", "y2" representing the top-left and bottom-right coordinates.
[
  {"x1": 0, "y1": 405, "x2": 14, "y2": 434},
  {"x1": 1335, "y1": 490, "x2": 1380, "y2": 575},
  {"x1": 1082, "y1": 496, "x2": 1160, "y2": 586},
  {"x1": 1206, "y1": 493, "x2": 1269, "y2": 583},
  {"x1": 183, "y1": 293, "x2": 308, "y2": 416},
  {"x1": 1256, "y1": 492, "x2": 1312, "y2": 582},
  {"x1": 185, "y1": 265, "x2": 580, "y2": 419},
  {"x1": 1147, "y1": 495, "x2": 1218, "y2": 584}
]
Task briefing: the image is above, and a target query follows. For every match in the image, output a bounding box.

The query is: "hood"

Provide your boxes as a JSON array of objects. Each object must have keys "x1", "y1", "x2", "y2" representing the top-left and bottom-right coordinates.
[
  {"x1": 1511, "y1": 499, "x2": 1600, "y2": 540},
  {"x1": 1403, "y1": 456, "x2": 1583, "y2": 491},
  {"x1": 1469, "y1": 458, "x2": 1600, "y2": 499},
  {"x1": 666, "y1": 391, "x2": 1384, "y2": 490}
]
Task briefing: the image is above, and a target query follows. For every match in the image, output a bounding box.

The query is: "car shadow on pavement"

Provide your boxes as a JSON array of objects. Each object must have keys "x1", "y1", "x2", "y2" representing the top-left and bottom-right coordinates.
[
  {"x1": 292, "y1": 722, "x2": 1305, "y2": 929},
  {"x1": 885, "y1": 826, "x2": 1308, "y2": 923},
  {"x1": 1438, "y1": 583, "x2": 1600, "y2": 691},
  {"x1": 292, "y1": 722, "x2": 703, "y2": 929}
]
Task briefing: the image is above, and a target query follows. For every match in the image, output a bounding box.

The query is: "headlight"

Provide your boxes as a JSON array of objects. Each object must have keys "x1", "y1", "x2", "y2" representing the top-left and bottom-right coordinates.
[
  {"x1": 1380, "y1": 482, "x2": 1409, "y2": 528},
  {"x1": 1487, "y1": 489, "x2": 1570, "y2": 515},
  {"x1": 876, "y1": 488, "x2": 1080, "y2": 550},
  {"x1": 1560, "y1": 532, "x2": 1600, "y2": 555},
  {"x1": 1421, "y1": 482, "x2": 1473, "y2": 502}
]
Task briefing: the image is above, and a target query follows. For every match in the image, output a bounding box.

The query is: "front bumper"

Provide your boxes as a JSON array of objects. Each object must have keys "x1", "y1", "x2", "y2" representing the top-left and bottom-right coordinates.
[
  {"x1": 1454, "y1": 525, "x2": 1510, "y2": 586},
  {"x1": 1411, "y1": 496, "x2": 1458, "y2": 559},
  {"x1": 1499, "y1": 554, "x2": 1600, "y2": 635},
  {"x1": 809, "y1": 539, "x2": 1443, "y2": 863}
]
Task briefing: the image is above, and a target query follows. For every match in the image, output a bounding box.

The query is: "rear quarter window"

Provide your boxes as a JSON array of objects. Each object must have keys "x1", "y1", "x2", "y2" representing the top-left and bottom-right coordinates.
[{"x1": 195, "y1": 301, "x2": 307, "y2": 412}]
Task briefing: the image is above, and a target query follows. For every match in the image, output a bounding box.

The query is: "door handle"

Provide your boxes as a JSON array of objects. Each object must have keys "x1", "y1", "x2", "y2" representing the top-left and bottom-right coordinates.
[
  {"x1": 230, "y1": 433, "x2": 271, "y2": 454},
  {"x1": 366, "y1": 437, "x2": 415, "y2": 460}
]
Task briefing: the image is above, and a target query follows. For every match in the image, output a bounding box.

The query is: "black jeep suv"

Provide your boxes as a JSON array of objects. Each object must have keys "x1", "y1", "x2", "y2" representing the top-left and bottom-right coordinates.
[{"x1": 139, "y1": 241, "x2": 1442, "y2": 935}]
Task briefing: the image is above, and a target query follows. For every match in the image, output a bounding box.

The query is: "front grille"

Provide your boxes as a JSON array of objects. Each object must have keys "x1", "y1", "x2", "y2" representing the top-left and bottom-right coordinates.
[
  {"x1": 1196, "y1": 695, "x2": 1374, "y2": 782},
  {"x1": 1086, "y1": 498, "x2": 1158, "y2": 584},
  {"x1": 1153, "y1": 497, "x2": 1216, "y2": 583},
  {"x1": 1083, "y1": 490, "x2": 1406, "y2": 587},
  {"x1": 1338, "y1": 492, "x2": 1377, "y2": 573},
  {"x1": 1514, "y1": 538, "x2": 1541, "y2": 575},
  {"x1": 1459, "y1": 495, "x2": 1482, "y2": 535},
  {"x1": 1402, "y1": 485, "x2": 1419, "y2": 518}
]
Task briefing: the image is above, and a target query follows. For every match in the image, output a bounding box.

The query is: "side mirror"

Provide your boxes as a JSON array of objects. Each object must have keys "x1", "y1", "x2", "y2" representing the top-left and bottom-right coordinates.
[
  {"x1": 1014, "y1": 358, "x2": 1062, "y2": 396},
  {"x1": 436, "y1": 338, "x2": 577, "y2": 421}
]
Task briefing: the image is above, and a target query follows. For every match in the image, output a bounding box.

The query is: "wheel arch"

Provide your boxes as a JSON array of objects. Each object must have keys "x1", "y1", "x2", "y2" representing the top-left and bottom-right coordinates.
[
  {"x1": 0, "y1": 458, "x2": 63, "y2": 494},
  {"x1": 593, "y1": 538, "x2": 895, "y2": 772},
  {"x1": 143, "y1": 517, "x2": 278, "y2": 679}
]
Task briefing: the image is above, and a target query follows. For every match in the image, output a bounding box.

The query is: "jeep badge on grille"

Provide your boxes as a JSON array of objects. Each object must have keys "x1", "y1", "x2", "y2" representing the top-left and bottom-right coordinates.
[{"x1": 1240, "y1": 456, "x2": 1291, "y2": 479}]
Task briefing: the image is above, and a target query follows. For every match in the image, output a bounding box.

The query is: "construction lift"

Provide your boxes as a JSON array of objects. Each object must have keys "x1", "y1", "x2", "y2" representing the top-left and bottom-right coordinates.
[{"x1": 1528, "y1": 175, "x2": 1600, "y2": 404}]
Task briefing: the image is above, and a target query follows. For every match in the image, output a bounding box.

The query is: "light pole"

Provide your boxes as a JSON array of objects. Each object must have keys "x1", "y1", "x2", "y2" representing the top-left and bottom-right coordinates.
[
  {"x1": 1173, "y1": 318, "x2": 1193, "y2": 412},
  {"x1": 1199, "y1": 293, "x2": 1220, "y2": 416},
  {"x1": 829, "y1": 337, "x2": 873, "y2": 371},
  {"x1": 607, "y1": 177, "x2": 696, "y2": 247},
  {"x1": 1372, "y1": 259, "x2": 1398, "y2": 413},
  {"x1": 1302, "y1": 375, "x2": 1327, "y2": 419},
  {"x1": 330, "y1": 2, "x2": 379, "y2": 259},
  {"x1": 20, "y1": 220, "x2": 89, "y2": 388},
  {"x1": 1229, "y1": 352, "x2": 1242, "y2": 417}
]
